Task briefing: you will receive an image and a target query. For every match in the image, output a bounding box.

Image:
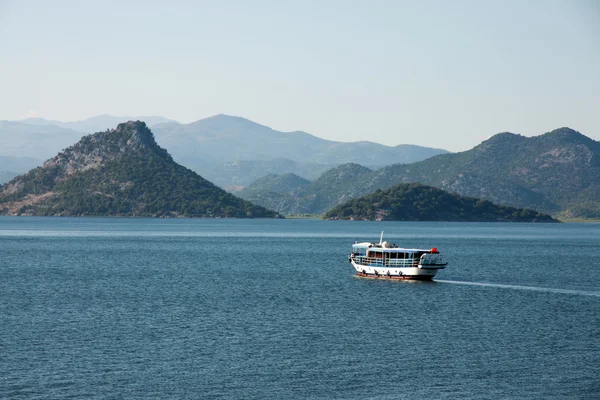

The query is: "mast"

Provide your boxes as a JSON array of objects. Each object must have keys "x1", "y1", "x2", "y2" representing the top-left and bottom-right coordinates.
[{"x1": 380, "y1": 231, "x2": 384, "y2": 244}]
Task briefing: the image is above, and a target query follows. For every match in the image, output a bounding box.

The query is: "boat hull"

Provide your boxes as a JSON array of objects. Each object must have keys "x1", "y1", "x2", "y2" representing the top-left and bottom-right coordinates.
[
  {"x1": 351, "y1": 260, "x2": 440, "y2": 280},
  {"x1": 356, "y1": 270, "x2": 435, "y2": 281}
]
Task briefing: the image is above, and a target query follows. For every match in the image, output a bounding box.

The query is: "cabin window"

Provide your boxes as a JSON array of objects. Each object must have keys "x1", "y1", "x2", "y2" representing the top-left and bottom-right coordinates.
[{"x1": 353, "y1": 246, "x2": 367, "y2": 256}]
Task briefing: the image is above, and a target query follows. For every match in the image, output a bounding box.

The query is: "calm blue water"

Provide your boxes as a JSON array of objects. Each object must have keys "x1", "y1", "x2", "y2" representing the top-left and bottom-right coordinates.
[{"x1": 1, "y1": 218, "x2": 599, "y2": 399}]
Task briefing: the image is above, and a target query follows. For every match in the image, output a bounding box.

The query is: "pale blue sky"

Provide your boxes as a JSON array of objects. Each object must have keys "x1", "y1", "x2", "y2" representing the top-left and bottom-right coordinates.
[{"x1": 1, "y1": 0, "x2": 598, "y2": 151}]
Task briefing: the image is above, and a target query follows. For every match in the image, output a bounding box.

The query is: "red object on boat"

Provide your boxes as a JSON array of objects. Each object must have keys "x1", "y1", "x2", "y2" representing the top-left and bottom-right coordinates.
[{"x1": 431, "y1": 247, "x2": 438, "y2": 253}]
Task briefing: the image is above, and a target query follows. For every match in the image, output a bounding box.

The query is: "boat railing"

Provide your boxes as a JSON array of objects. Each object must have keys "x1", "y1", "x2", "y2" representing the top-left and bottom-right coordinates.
[
  {"x1": 352, "y1": 256, "x2": 420, "y2": 267},
  {"x1": 352, "y1": 254, "x2": 446, "y2": 267}
]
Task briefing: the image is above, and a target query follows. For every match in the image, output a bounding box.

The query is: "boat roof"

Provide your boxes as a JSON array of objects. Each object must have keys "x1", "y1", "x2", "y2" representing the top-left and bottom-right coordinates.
[
  {"x1": 353, "y1": 242, "x2": 433, "y2": 252},
  {"x1": 369, "y1": 248, "x2": 433, "y2": 253}
]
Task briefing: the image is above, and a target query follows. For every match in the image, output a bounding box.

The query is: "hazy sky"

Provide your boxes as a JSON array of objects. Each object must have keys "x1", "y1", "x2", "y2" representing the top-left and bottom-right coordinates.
[{"x1": 1, "y1": 0, "x2": 598, "y2": 151}]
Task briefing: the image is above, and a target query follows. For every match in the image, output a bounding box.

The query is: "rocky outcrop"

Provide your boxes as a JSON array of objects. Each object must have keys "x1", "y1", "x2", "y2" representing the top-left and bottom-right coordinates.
[{"x1": 0, "y1": 121, "x2": 280, "y2": 218}]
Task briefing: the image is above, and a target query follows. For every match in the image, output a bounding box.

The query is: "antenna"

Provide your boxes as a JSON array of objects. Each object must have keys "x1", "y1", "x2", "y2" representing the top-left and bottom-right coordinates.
[{"x1": 380, "y1": 231, "x2": 384, "y2": 244}]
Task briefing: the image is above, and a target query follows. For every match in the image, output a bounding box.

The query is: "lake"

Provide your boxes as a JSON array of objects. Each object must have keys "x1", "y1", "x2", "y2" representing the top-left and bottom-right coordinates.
[{"x1": 1, "y1": 218, "x2": 599, "y2": 399}]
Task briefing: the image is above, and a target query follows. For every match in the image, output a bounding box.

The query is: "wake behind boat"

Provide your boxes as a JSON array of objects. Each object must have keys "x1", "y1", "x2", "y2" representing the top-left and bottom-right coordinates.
[{"x1": 349, "y1": 232, "x2": 447, "y2": 280}]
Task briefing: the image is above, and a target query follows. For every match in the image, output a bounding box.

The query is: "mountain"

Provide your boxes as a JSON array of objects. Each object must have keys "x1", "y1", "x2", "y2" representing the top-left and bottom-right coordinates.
[
  {"x1": 0, "y1": 121, "x2": 85, "y2": 161},
  {"x1": 201, "y1": 159, "x2": 337, "y2": 189},
  {"x1": 0, "y1": 121, "x2": 279, "y2": 218},
  {"x1": 244, "y1": 128, "x2": 600, "y2": 218},
  {"x1": 364, "y1": 128, "x2": 600, "y2": 217},
  {"x1": 237, "y1": 173, "x2": 311, "y2": 198},
  {"x1": 151, "y1": 114, "x2": 448, "y2": 165},
  {"x1": 239, "y1": 164, "x2": 373, "y2": 215},
  {"x1": 150, "y1": 114, "x2": 448, "y2": 184},
  {"x1": 20, "y1": 115, "x2": 178, "y2": 133},
  {"x1": 324, "y1": 183, "x2": 557, "y2": 222}
]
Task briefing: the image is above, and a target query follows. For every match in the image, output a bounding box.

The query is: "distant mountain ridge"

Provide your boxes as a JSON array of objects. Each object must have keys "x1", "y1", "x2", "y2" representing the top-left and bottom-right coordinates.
[
  {"x1": 2, "y1": 114, "x2": 448, "y2": 189},
  {"x1": 202, "y1": 159, "x2": 337, "y2": 189},
  {"x1": 0, "y1": 155, "x2": 42, "y2": 174},
  {"x1": 20, "y1": 115, "x2": 178, "y2": 133},
  {"x1": 242, "y1": 127, "x2": 600, "y2": 218},
  {"x1": 0, "y1": 171, "x2": 18, "y2": 185},
  {"x1": 149, "y1": 114, "x2": 448, "y2": 186},
  {"x1": 0, "y1": 121, "x2": 278, "y2": 218},
  {"x1": 151, "y1": 114, "x2": 448, "y2": 167},
  {"x1": 0, "y1": 121, "x2": 84, "y2": 162}
]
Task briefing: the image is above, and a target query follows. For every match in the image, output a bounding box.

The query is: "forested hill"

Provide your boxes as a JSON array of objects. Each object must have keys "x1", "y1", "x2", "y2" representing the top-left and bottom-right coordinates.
[
  {"x1": 244, "y1": 127, "x2": 600, "y2": 218},
  {"x1": 237, "y1": 173, "x2": 311, "y2": 198},
  {"x1": 0, "y1": 121, "x2": 279, "y2": 218},
  {"x1": 365, "y1": 128, "x2": 600, "y2": 217},
  {"x1": 238, "y1": 163, "x2": 373, "y2": 215},
  {"x1": 324, "y1": 183, "x2": 558, "y2": 222}
]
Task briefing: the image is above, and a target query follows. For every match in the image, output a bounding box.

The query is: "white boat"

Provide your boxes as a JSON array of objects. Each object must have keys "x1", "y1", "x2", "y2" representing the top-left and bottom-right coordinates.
[{"x1": 349, "y1": 232, "x2": 447, "y2": 280}]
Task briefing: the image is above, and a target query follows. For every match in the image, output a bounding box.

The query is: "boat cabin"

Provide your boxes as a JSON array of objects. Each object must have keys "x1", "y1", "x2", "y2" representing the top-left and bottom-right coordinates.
[{"x1": 351, "y1": 242, "x2": 437, "y2": 261}]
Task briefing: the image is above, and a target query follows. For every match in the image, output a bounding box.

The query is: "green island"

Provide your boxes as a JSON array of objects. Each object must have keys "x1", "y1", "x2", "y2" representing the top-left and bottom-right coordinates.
[{"x1": 324, "y1": 183, "x2": 558, "y2": 222}]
